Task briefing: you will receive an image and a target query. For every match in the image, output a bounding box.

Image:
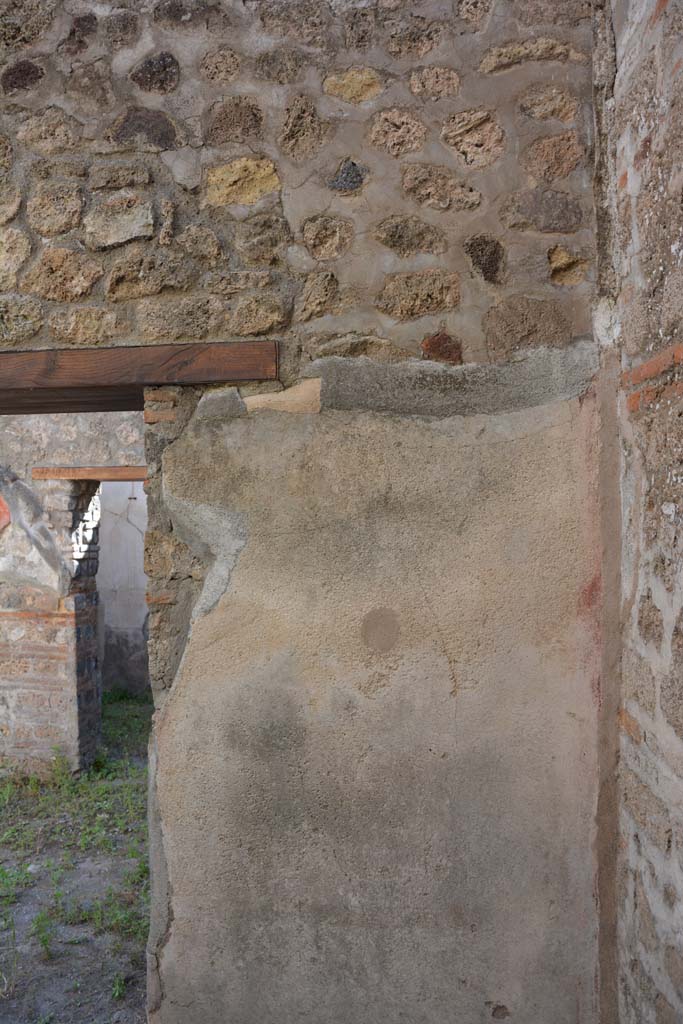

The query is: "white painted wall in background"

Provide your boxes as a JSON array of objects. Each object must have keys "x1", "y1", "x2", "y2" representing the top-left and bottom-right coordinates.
[{"x1": 97, "y1": 481, "x2": 149, "y2": 696}]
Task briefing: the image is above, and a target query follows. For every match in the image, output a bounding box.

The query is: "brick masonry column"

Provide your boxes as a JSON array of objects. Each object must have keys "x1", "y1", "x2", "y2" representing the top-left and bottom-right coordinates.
[
  {"x1": 0, "y1": 480, "x2": 103, "y2": 773},
  {"x1": 0, "y1": 583, "x2": 79, "y2": 774}
]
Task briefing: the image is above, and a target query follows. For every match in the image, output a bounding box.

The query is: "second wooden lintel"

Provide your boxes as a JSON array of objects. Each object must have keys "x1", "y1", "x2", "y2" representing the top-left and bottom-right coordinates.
[
  {"x1": 32, "y1": 466, "x2": 148, "y2": 482},
  {"x1": 0, "y1": 341, "x2": 278, "y2": 415}
]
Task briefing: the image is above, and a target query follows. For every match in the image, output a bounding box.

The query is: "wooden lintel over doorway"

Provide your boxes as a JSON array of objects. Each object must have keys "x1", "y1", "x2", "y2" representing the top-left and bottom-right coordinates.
[
  {"x1": 0, "y1": 340, "x2": 278, "y2": 415},
  {"x1": 32, "y1": 466, "x2": 148, "y2": 482}
]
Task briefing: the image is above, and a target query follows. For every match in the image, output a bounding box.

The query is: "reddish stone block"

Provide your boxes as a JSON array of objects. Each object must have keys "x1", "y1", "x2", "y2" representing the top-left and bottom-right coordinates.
[
  {"x1": 146, "y1": 590, "x2": 176, "y2": 606},
  {"x1": 34, "y1": 725, "x2": 65, "y2": 740},
  {"x1": 621, "y1": 343, "x2": 683, "y2": 388},
  {"x1": 625, "y1": 371, "x2": 683, "y2": 414},
  {"x1": 633, "y1": 134, "x2": 652, "y2": 170},
  {"x1": 144, "y1": 387, "x2": 180, "y2": 404},
  {"x1": 420, "y1": 331, "x2": 463, "y2": 365},
  {"x1": 618, "y1": 706, "x2": 643, "y2": 744},
  {"x1": 144, "y1": 408, "x2": 177, "y2": 424}
]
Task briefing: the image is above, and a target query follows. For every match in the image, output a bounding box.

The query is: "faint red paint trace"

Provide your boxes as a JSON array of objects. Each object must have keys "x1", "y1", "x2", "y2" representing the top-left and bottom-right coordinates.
[
  {"x1": 0, "y1": 496, "x2": 10, "y2": 533},
  {"x1": 650, "y1": 0, "x2": 669, "y2": 28}
]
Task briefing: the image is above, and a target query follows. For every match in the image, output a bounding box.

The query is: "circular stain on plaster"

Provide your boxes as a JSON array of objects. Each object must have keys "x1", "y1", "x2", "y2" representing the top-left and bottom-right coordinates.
[
  {"x1": 361, "y1": 607, "x2": 400, "y2": 653},
  {"x1": 0, "y1": 496, "x2": 10, "y2": 533}
]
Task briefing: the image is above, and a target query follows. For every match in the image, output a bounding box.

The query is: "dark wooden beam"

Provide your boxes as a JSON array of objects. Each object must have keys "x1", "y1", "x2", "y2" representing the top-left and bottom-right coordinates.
[
  {"x1": 32, "y1": 466, "x2": 148, "y2": 482},
  {"x1": 0, "y1": 387, "x2": 145, "y2": 414},
  {"x1": 0, "y1": 341, "x2": 277, "y2": 415}
]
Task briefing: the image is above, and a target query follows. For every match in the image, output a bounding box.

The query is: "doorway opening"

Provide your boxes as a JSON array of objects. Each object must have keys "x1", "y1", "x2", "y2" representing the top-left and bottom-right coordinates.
[
  {"x1": 98, "y1": 479, "x2": 150, "y2": 702},
  {"x1": 0, "y1": 340, "x2": 275, "y2": 1023},
  {"x1": 0, "y1": 463, "x2": 151, "y2": 1024}
]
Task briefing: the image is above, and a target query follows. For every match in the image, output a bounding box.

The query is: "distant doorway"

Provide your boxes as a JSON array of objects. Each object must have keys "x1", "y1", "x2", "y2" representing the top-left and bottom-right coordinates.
[{"x1": 97, "y1": 481, "x2": 150, "y2": 700}]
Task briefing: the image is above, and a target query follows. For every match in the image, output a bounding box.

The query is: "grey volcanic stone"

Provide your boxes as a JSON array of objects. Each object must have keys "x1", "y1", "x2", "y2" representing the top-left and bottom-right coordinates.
[
  {"x1": 130, "y1": 52, "x2": 180, "y2": 93},
  {"x1": 328, "y1": 158, "x2": 367, "y2": 194},
  {"x1": 306, "y1": 343, "x2": 598, "y2": 417}
]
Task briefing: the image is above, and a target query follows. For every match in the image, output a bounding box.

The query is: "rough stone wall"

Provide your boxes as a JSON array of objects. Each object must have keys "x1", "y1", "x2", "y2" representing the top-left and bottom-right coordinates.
[
  {"x1": 0, "y1": 0, "x2": 594, "y2": 364},
  {"x1": 0, "y1": 411, "x2": 144, "y2": 769},
  {"x1": 610, "y1": 1, "x2": 683, "y2": 1021},
  {"x1": 0, "y1": 0, "x2": 612, "y2": 1020},
  {"x1": 144, "y1": 386, "x2": 205, "y2": 699},
  {"x1": 0, "y1": 412, "x2": 143, "y2": 473}
]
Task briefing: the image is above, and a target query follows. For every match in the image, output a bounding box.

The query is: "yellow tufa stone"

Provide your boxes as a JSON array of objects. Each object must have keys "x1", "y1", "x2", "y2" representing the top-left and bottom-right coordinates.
[
  {"x1": 547, "y1": 245, "x2": 590, "y2": 285},
  {"x1": 0, "y1": 227, "x2": 31, "y2": 290},
  {"x1": 479, "y1": 38, "x2": 586, "y2": 74},
  {"x1": 323, "y1": 67, "x2": 384, "y2": 104},
  {"x1": 243, "y1": 378, "x2": 321, "y2": 414},
  {"x1": 203, "y1": 158, "x2": 280, "y2": 207}
]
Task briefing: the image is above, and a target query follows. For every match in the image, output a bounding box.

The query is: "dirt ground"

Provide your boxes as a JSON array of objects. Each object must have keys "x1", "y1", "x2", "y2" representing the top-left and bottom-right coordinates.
[{"x1": 0, "y1": 694, "x2": 152, "y2": 1024}]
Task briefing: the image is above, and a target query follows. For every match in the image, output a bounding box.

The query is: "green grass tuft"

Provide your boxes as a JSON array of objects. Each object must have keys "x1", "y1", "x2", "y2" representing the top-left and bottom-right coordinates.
[
  {"x1": 30, "y1": 910, "x2": 56, "y2": 960},
  {"x1": 0, "y1": 698, "x2": 152, "y2": 858},
  {"x1": 0, "y1": 697, "x2": 152, "y2": 974}
]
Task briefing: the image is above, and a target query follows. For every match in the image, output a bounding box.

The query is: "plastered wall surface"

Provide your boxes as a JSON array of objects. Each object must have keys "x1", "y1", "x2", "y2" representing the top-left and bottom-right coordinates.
[
  {"x1": 98, "y1": 480, "x2": 150, "y2": 696},
  {"x1": 148, "y1": 374, "x2": 601, "y2": 1024}
]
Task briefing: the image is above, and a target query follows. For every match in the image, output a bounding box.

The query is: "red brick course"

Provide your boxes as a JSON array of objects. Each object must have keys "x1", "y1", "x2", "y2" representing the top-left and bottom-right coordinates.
[{"x1": 621, "y1": 343, "x2": 683, "y2": 414}]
